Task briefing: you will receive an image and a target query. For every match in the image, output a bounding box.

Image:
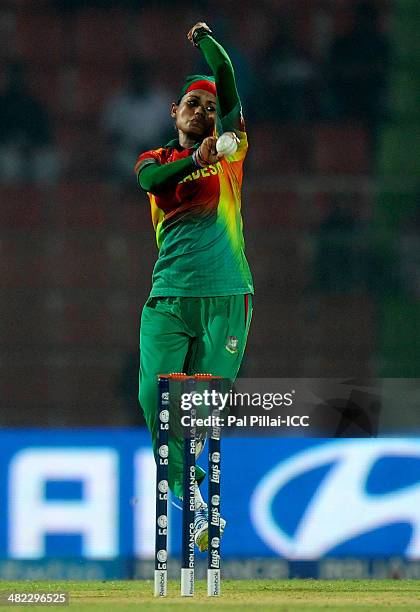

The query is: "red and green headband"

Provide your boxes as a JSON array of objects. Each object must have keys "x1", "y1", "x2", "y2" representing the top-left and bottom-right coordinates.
[{"x1": 178, "y1": 74, "x2": 216, "y2": 103}]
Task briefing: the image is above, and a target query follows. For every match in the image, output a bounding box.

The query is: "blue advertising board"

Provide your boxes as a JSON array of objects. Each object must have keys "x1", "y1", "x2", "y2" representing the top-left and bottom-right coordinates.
[{"x1": 0, "y1": 430, "x2": 420, "y2": 574}]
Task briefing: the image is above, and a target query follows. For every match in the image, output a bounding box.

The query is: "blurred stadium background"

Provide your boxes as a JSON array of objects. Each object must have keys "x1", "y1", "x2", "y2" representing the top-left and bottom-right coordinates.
[{"x1": 1, "y1": 0, "x2": 420, "y2": 582}]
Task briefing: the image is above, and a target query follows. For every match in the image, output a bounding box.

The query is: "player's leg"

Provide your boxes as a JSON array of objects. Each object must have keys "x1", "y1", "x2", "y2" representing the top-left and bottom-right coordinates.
[
  {"x1": 190, "y1": 294, "x2": 253, "y2": 380},
  {"x1": 185, "y1": 294, "x2": 253, "y2": 550},
  {"x1": 139, "y1": 296, "x2": 206, "y2": 498}
]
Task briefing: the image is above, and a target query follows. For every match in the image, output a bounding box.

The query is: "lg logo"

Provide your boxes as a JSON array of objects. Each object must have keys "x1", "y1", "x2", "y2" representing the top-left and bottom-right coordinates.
[{"x1": 250, "y1": 440, "x2": 420, "y2": 559}]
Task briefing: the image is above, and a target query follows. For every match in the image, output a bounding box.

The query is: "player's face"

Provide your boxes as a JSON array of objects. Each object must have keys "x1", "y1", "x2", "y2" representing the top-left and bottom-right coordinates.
[{"x1": 171, "y1": 89, "x2": 216, "y2": 140}]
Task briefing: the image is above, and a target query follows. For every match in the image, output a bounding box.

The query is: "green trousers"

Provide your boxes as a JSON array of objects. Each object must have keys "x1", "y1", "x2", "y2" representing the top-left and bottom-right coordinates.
[{"x1": 139, "y1": 294, "x2": 253, "y2": 498}]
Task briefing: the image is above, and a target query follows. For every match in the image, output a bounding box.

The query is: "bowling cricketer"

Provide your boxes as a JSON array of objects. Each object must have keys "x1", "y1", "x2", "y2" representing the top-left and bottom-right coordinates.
[{"x1": 134, "y1": 21, "x2": 253, "y2": 551}]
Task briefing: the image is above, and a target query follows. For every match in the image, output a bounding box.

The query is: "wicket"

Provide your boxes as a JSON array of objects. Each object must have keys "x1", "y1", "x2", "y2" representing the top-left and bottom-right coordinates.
[{"x1": 154, "y1": 373, "x2": 222, "y2": 597}]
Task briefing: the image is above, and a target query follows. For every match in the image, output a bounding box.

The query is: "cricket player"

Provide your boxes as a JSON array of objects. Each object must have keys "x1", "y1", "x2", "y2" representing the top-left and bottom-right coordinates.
[{"x1": 135, "y1": 22, "x2": 254, "y2": 551}]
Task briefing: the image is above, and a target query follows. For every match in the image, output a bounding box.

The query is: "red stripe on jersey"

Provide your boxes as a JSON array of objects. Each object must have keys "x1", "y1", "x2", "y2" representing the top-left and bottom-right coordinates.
[{"x1": 244, "y1": 294, "x2": 249, "y2": 327}]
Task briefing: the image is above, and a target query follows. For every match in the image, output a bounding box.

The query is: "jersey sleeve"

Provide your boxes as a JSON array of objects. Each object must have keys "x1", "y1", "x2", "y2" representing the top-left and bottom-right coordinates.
[
  {"x1": 197, "y1": 34, "x2": 244, "y2": 134},
  {"x1": 134, "y1": 148, "x2": 164, "y2": 175},
  {"x1": 134, "y1": 147, "x2": 198, "y2": 194}
]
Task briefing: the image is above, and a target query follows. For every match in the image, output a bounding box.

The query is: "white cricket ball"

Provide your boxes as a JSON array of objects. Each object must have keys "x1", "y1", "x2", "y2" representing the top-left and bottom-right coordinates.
[{"x1": 216, "y1": 132, "x2": 238, "y2": 156}]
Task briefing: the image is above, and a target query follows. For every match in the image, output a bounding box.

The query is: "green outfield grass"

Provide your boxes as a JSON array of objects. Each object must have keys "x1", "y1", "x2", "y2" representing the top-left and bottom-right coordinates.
[{"x1": 0, "y1": 580, "x2": 419, "y2": 611}]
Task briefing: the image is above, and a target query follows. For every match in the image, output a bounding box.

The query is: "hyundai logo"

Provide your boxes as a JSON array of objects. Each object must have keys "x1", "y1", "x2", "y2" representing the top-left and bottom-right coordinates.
[{"x1": 250, "y1": 440, "x2": 420, "y2": 559}]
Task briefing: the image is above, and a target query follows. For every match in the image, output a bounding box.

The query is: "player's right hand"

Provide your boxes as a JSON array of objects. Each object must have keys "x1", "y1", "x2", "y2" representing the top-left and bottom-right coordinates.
[{"x1": 198, "y1": 136, "x2": 223, "y2": 164}]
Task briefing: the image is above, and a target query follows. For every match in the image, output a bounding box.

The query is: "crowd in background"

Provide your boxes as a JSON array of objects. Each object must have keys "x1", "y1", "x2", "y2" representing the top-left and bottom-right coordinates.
[
  {"x1": 0, "y1": 0, "x2": 396, "y2": 425},
  {"x1": 0, "y1": 0, "x2": 391, "y2": 184}
]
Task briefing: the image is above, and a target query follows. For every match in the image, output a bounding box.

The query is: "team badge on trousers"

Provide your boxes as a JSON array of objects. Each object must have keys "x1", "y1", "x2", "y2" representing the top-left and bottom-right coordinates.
[{"x1": 225, "y1": 336, "x2": 239, "y2": 354}]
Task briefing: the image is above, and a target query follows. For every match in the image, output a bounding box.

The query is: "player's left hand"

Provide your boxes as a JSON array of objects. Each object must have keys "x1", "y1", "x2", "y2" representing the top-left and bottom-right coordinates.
[{"x1": 187, "y1": 22, "x2": 211, "y2": 44}]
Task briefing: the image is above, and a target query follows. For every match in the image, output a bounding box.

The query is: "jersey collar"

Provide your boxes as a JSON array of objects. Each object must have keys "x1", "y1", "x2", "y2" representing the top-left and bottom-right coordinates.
[{"x1": 165, "y1": 138, "x2": 200, "y2": 151}]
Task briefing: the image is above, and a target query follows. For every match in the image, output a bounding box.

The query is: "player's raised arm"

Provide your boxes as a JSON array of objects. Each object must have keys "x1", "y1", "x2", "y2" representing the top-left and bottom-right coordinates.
[
  {"x1": 135, "y1": 22, "x2": 244, "y2": 195},
  {"x1": 187, "y1": 22, "x2": 244, "y2": 132}
]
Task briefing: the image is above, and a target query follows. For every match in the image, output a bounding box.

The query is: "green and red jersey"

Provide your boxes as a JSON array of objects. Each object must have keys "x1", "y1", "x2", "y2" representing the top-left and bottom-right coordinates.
[{"x1": 135, "y1": 33, "x2": 254, "y2": 297}]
